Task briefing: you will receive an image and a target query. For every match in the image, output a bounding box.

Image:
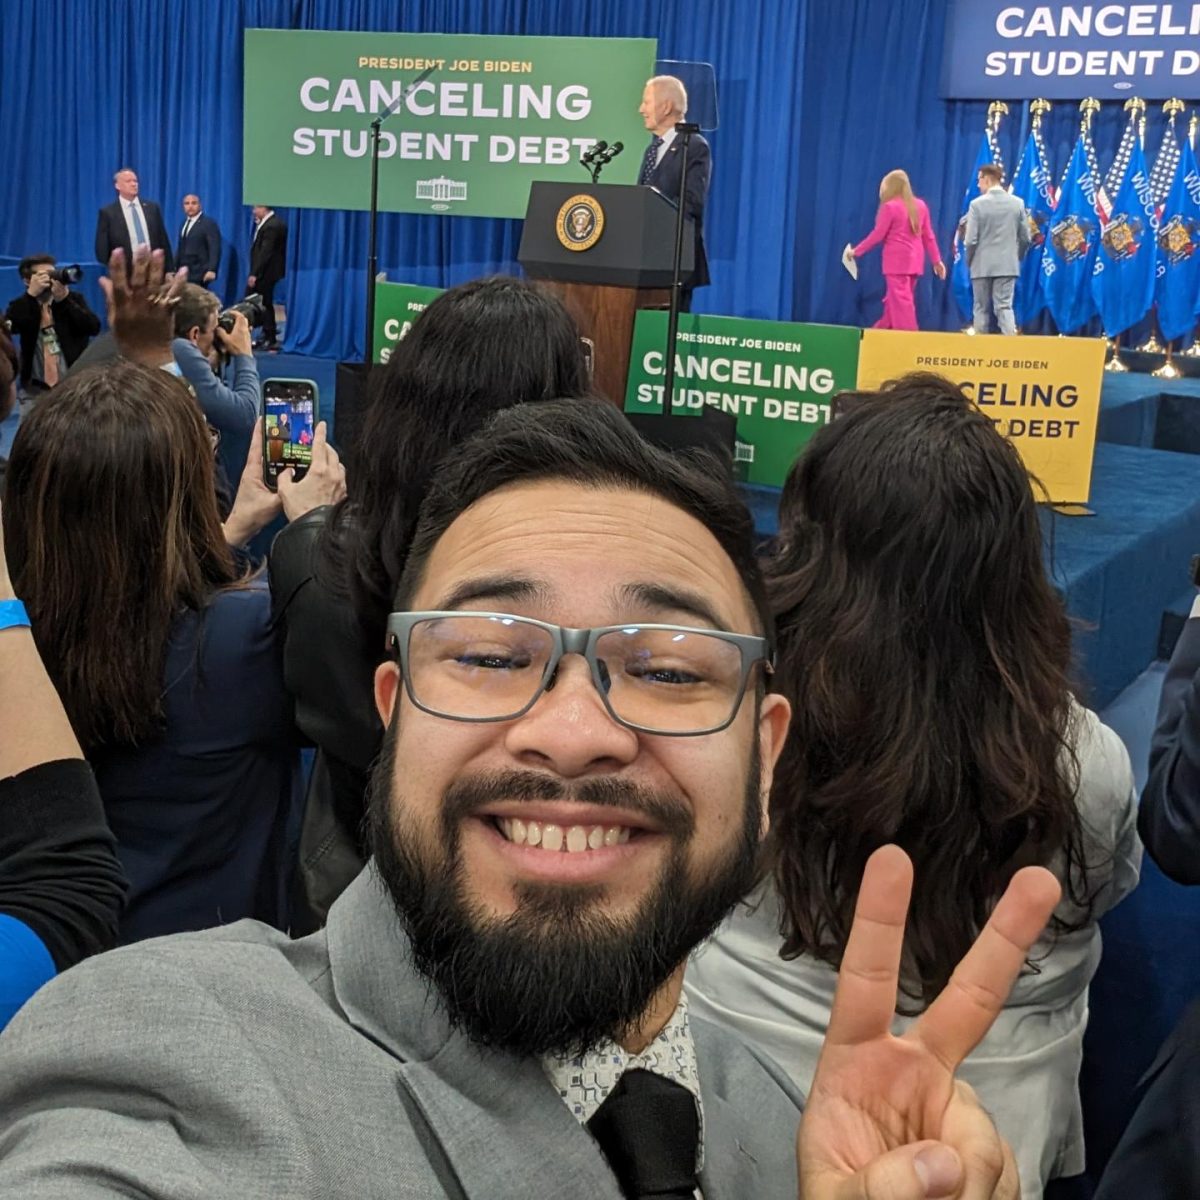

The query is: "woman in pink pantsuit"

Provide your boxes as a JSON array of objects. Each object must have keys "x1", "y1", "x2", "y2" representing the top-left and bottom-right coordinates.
[{"x1": 851, "y1": 169, "x2": 946, "y2": 330}]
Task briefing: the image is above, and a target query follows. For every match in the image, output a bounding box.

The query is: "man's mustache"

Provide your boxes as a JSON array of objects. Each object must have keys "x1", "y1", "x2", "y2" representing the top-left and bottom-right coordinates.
[{"x1": 441, "y1": 770, "x2": 694, "y2": 838}]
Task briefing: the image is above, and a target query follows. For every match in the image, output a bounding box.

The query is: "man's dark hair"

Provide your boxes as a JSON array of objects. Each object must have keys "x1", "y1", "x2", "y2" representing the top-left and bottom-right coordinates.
[
  {"x1": 394, "y1": 397, "x2": 773, "y2": 646},
  {"x1": 18, "y1": 255, "x2": 56, "y2": 281},
  {"x1": 172, "y1": 283, "x2": 220, "y2": 339},
  {"x1": 978, "y1": 163, "x2": 1004, "y2": 185}
]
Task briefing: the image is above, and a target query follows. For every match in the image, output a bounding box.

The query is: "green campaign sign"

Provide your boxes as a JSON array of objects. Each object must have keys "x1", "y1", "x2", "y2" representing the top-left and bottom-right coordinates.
[
  {"x1": 243, "y1": 30, "x2": 656, "y2": 218},
  {"x1": 373, "y1": 280, "x2": 445, "y2": 363},
  {"x1": 624, "y1": 312, "x2": 863, "y2": 487}
]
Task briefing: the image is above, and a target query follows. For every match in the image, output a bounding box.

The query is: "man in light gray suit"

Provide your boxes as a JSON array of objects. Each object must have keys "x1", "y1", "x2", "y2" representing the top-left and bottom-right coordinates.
[
  {"x1": 0, "y1": 396, "x2": 1057, "y2": 1199},
  {"x1": 965, "y1": 163, "x2": 1032, "y2": 335}
]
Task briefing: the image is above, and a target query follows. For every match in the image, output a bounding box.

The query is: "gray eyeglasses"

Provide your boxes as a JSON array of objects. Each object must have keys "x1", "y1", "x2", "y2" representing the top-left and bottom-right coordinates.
[{"x1": 387, "y1": 611, "x2": 772, "y2": 736}]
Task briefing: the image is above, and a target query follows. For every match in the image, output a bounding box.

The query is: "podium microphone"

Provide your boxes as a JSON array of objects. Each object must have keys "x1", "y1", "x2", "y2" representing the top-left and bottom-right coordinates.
[
  {"x1": 603, "y1": 141, "x2": 624, "y2": 162},
  {"x1": 580, "y1": 139, "x2": 608, "y2": 169}
]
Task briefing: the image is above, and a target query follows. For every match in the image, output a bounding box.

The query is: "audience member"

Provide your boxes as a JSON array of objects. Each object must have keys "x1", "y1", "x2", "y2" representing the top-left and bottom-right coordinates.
[
  {"x1": 2, "y1": 350, "x2": 341, "y2": 943},
  {"x1": 176, "y1": 194, "x2": 222, "y2": 286},
  {"x1": 248, "y1": 204, "x2": 287, "y2": 351},
  {"x1": 4, "y1": 255, "x2": 100, "y2": 395},
  {"x1": 270, "y1": 275, "x2": 591, "y2": 929},
  {"x1": 95, "y1": 168, "x2": 173, "y2": 272},
  {"x1": 0, "y1": 398, "x2": 1060, "y2": 1199},
  {"x1": 0, "y1": 504, "x2": 126, "y2": 1030},
  {"x1": 686, "y1": 374, "x2": 1141, "y2": 1200},
  {"x1": 1138, "y1": 600, "x2": 1200, "y2": 883},
  {"x1": 0, "y1": 325, "x2": 17, "y2": 423}
]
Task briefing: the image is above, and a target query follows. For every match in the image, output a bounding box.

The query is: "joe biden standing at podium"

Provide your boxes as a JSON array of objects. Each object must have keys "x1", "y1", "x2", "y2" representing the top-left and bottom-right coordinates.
[{"x1": 637, "y1": 75, "x2": 711, "y2": 310}]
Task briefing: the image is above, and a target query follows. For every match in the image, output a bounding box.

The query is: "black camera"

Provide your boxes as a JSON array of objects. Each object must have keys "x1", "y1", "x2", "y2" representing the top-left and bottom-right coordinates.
[
  {"x1": 48, "y1": 264, "x2": 83, "y2": 285},
  {"x1": 218, "y1": 293, "x2": 267, "y2": 334}
]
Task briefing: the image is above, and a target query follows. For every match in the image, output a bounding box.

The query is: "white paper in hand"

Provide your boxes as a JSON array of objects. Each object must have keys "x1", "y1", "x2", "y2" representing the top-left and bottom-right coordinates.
[{"x1": 842, "y1": 243, "x2": 858, "y2": 280}]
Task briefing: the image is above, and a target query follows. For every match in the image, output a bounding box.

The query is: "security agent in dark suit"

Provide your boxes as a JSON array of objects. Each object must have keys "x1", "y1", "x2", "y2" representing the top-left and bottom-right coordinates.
[
  {"x1": 176, "y1": 195, "x2": 222, "y2": 287},
  {"x1": 248, "y1": 205, "x2": 287, "y2": 350},
  {"x1": 94, "y1": 168, "x2": 173, "y2": 273},
  {"x1": 637, "y1": 75, "x2": 712, "y2": 311}
]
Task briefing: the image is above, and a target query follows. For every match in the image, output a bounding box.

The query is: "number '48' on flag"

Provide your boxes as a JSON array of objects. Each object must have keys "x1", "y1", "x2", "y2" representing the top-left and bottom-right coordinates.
[
  {"x1": 1155, "y1": 130, "x2": 1200, "y2": 343},
  {"x1": 1011, "y1": 128, "x2": 1056, "y2": 325},
  {"x1": 1091, "y1": 126, "x2": 1157, "y2": 337}
]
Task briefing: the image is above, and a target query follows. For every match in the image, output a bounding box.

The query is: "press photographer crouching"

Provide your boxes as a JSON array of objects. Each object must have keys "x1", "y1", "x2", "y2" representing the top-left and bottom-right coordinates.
[{"x1": 4, "y1": 256, "x2": 100, "y2": 399}]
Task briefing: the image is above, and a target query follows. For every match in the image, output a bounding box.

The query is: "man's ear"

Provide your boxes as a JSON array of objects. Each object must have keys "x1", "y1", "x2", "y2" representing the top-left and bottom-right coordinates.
[
  {"x1": 755, "y1": 693, "x2": 792, "y2": 841},
  {"x1": 375, "y1": 660, "x2": 401, "y2": 726}
]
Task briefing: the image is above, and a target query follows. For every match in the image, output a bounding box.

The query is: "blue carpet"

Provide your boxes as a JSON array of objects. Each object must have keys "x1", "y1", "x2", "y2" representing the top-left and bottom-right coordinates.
[{"x1": 1098, "y1": 372, "x2": 1200, "y2": 452}]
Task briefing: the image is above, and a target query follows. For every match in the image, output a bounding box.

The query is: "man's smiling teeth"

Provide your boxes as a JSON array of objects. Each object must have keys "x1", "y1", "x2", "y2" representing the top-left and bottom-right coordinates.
[{"x1": 496, "y1": 818, "x2": 632, "y2": 850}]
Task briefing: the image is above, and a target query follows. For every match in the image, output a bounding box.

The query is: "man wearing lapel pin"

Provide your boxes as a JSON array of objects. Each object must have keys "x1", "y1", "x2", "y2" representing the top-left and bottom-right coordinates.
[{"x1": 637, "y1": 75, "x2": 711, "y2": 311}]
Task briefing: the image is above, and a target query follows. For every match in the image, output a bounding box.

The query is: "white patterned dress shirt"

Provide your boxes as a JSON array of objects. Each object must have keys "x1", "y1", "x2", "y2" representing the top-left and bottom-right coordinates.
[{"x1": 543, "y1": 991, "x2": 705, "y2": 1189}]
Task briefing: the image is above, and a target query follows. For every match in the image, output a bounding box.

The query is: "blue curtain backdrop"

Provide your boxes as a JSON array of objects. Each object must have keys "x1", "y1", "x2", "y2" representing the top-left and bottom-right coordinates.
[{"x1": 0, "y1": 0, "x2": 1148, "y2": 358}]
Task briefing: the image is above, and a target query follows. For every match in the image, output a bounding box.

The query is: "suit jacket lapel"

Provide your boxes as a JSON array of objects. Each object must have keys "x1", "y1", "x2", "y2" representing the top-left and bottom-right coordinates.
[
  {"x1": 325, "y1": 867, "x2": 623, "y2": 1200},
  {"x1": 693, "y1": 1018, "x2": 799, "y2": 1200}
]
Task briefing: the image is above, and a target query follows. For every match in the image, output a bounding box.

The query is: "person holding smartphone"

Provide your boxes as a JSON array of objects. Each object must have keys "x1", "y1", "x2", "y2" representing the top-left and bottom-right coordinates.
[{"x1": 2, "y1": 251, "x2": 344, "y2": 944}]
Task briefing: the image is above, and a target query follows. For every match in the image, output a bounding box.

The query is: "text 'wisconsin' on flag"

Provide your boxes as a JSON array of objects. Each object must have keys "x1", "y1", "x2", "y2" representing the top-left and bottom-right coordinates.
[
  {"x1": 1092, "y1": 128, "x2": 1156, "y2": 337},
  {"x1": 1155, "y1": 130, "x2": 1200, "y2": 343},
  {"x1": 1042, "y1": 132, "x2": 1101, "y2": 334},
  {"x1": 1012, "y1": 127, "x2": 1056, "y2": 325}
]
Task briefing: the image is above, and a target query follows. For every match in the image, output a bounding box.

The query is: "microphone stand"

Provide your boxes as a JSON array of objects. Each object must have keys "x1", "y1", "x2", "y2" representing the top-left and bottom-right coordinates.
[
  {"x1": 661, "y1": 121, "x2": 698, "y2": 420},
  {"x1": 364, "y1": 66, "x2": 435, "y2": 364}
]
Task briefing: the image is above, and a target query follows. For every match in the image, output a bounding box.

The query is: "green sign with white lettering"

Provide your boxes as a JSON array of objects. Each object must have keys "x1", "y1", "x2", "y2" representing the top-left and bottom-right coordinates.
[
  {"x1": 243, "y1": 30, "x2": 656, "y2": 217},
  {"x1": 373, "y1": 280, "x2": 446, "y2": 364},
  {"x1": 624, "y1": 311, "x2": 863, "y2": 486}
]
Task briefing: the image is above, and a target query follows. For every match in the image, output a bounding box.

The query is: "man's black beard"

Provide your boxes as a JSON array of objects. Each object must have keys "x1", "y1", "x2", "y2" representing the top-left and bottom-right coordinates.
[{"x1": 367, "y1": 728, "x2": 762, "y2": 1059}]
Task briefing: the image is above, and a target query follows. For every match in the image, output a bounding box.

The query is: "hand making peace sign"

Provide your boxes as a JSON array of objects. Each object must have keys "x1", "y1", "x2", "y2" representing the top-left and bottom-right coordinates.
[{"x1": 798, "y1": 845, "x2": 1062, "y2": 1199}]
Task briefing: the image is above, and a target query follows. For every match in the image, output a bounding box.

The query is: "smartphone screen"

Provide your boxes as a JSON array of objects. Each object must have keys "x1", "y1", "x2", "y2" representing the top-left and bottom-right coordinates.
[{"x1": 262, "y1": 378, "x2": 318, "y2": 490}]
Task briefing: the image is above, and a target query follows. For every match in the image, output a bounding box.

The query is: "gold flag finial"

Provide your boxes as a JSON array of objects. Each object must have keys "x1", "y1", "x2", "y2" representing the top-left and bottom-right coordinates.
[
  {"x1": 1080, "y1": 97, "x2": 1100, "y2": 131},
  {"x1": 1164, "y1": 98, "x2": 1186, "y2": 119},
  {"x1": 1030, "y1": 98, "x2": 1051, "y2": 130},
  {"x1": 987, "y1": 100, "x2": 1009, "y2": 131}
]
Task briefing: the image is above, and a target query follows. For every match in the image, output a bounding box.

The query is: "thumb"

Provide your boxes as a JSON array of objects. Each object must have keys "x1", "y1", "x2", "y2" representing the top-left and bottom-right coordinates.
[
  {"x1": 839, "y1": 1142, "x2": 963, "y2": 1200},
  {"x1": 276, "y1": 467, "x2": 295, "y2": 494}
]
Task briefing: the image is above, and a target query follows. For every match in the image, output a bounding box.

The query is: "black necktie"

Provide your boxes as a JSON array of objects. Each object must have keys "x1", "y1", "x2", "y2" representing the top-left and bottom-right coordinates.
[
  {"x1": 587, "y1": 1069, "x2": 700, "y2": 1199},
  {"x1": 638, "y1": 136, "x2": 663, "y2": 185}
]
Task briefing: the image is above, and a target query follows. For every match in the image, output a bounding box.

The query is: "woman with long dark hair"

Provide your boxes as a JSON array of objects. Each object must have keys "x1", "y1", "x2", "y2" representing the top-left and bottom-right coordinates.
[
  {"x1": 269, "y1": 275, "x2": 593, "y2": 927},
  {"x1": 686, "y1": 374, "x2": 1140, "y2": 1200},
  {"x1": 2, "y1": 359, "x2": 340, "y2": 942}
]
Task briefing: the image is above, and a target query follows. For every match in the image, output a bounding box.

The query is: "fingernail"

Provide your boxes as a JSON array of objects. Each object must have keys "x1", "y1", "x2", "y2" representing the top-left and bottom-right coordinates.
[{"x1": 913, "y1": 1145, "x2": 960, "y2": 1196}]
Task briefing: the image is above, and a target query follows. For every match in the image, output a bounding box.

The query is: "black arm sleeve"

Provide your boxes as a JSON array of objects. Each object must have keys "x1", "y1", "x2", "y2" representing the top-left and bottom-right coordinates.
[
  {"x1": 0, "y1": 759, "x2": 127, "y2": 971},
  {"x1": 1140, "y1": 619, "x2": 1200, "y2": 883}
]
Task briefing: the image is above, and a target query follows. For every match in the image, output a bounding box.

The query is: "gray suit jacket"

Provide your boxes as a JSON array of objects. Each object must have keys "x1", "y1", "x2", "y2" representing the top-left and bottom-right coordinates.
[
  {"x1": 965, "y1": 187, "x2": 1031, "y2": 279},
  {"x1": 0, "y1": 866, "x2": 804, "y2": 1198}
]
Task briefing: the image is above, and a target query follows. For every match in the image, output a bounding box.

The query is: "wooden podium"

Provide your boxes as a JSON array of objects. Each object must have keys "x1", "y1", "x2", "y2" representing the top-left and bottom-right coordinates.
[{"x1": 517, "y1": 182, "x2": 696, "y2": 405}]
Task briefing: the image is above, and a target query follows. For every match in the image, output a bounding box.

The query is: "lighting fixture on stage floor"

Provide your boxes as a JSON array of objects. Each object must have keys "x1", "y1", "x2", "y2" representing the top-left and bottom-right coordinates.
[
  {"x1": 1152, "y1": 348, "x2": 1182, "y2": 379},
  {"x1": 1104, "y1": 337, "x2": 1129, "y2": 372}
]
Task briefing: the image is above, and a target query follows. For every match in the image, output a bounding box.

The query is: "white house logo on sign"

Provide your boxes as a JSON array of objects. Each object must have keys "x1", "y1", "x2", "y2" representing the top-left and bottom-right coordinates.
[{"x1": 416, "y1": 176, "x2": 469, "y2": 211}]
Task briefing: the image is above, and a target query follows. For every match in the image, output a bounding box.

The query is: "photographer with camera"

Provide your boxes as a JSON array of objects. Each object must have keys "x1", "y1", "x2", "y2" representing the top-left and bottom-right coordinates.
[
  {"x1": 169, "y1": 283, "x2": 260, "y2": 447},
  {"x1": 4, "y1": 256, "x2": 100, "y2": 397}
]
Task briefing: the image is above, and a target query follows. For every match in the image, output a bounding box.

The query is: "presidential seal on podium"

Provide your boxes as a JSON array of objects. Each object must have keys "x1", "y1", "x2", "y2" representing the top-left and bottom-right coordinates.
[{"x1": 556, "y1": 194, "x2": 605, "y2": 251}]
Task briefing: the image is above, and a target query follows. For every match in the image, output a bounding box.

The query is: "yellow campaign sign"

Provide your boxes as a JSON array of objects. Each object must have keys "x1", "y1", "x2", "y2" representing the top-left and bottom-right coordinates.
[{"x1": 855, "y1": 331, "x2": 1106, "y2": 504}]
